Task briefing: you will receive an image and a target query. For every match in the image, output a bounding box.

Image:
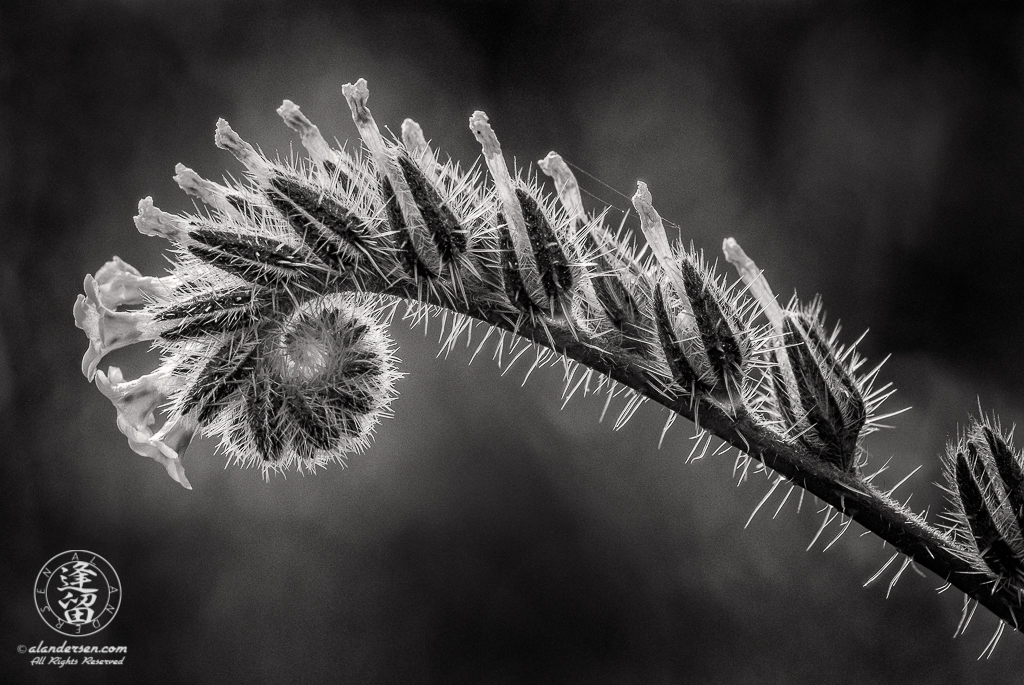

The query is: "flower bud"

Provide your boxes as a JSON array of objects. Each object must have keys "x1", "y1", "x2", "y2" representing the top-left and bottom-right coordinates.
[
  {"x1": 950, "y1": 442, "x2": 1024, "y2": 581},
  {"x1": 780, "y1": 310, "x2": 866, "y2": 471},
  {"x1": 206, "y1": 295, "x2": 400, "y2": 475},
  {"x1": 981, "y1": 424, "x2": 1024, "y2": 532},
  {"x1": 635, "y1": 184, "x2": 748, "y2": 411},
  {"x1": 344, "y1": 79, "x2": 442, "y2": 278}
]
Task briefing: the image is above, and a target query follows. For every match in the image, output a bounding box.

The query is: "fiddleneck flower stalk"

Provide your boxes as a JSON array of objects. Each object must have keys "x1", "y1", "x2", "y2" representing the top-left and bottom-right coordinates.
[{"x1": 74, "y1": 77, "x2": 1024, "y2": 649}]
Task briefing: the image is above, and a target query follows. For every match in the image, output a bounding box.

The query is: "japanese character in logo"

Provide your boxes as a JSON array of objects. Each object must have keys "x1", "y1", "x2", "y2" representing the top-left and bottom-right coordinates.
[{"x1": 34, "y1": 550, "x2": 121, "y2": 636}]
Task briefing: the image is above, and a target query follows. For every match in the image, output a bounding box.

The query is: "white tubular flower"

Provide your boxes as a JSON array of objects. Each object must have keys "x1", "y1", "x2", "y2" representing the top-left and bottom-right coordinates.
[
  {"x1": 133, "y1": 197, "x2": 192, "y2": 242},
  {"x1": 173, "y1": 164, "x2": 245, "y2": 221},
  {"x1": 632, "y1": 181, "x2": 690, "y2": 323},
  {"x1": 73, "y1": 271, "x2": 160, "y2": 381},
  {"x1": 276, "y1": 100, "x2": 353, "y2": 177},
  {"x1": 214, "y1": 119, "x2": 276, "y2": 178},
  {"x1": 469, "y1": 111, "x2": 545, "y2": 307},
  {"x1": 538, "y1": 152, "x2": 585, "y2": 231},
  {"x1": 722, "y1": 238, "x2": 784, "y2": 330},
  {"x1": 343, "y1": 79, "x2": 443, "y2": 277},
  {"x1": 92, "y1": 256, "x2": 179, "y2": 308},
  {"x1": 401, "y1": 118, "x2": 441, "y2": 185},
  {"x1": 94, "y1": 366, "x2": 194, "y2": 489}
]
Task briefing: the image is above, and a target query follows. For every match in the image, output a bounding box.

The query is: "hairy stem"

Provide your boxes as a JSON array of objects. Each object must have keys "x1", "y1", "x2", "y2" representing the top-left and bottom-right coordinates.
[{"x1": 354, "y1": 270, "x2": 1023, "y2": 630}]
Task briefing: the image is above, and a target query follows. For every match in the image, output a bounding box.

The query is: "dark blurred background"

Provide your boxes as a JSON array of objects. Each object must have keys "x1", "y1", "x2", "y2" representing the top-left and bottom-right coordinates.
[{"x1": 4, "y1": 1, "x2": 1024, "y2": 682}]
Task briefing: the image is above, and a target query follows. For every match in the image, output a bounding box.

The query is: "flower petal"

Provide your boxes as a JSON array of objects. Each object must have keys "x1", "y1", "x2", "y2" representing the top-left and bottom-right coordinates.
[
  {"x1": 149, "y1": 417, "x2": 195, "y2": 490},
  {"x1": 134, "y1": 197, "x2": 192, "y2": 242},
  {"x1": 75, "y1": 274, "x2": 157, "y2": 380},
  {"x1": 95, "y1": 367, "x2": 193, "y2": 490},
  {"x1": 94, "y1": 256, "x2": 178, "y2": 308}
]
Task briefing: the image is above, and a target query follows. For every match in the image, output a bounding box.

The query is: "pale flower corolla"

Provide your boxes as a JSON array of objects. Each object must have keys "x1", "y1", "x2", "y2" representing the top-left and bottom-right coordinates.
[
  {"x1": 73, "y1": 256, "x2": 175, "y2": 380},
  {"x1": 94, "y1": 366, "x2": 194, "y2": 489}
]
